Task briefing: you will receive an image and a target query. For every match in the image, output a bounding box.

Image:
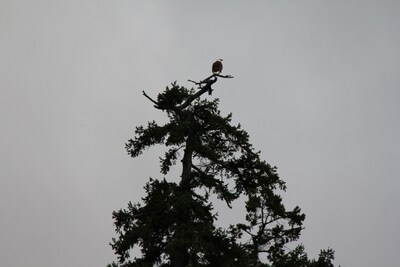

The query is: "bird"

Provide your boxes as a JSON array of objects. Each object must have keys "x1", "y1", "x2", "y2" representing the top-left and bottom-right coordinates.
[{"x1": 212, "y1": 59, "x2": 223, "y2": 75}]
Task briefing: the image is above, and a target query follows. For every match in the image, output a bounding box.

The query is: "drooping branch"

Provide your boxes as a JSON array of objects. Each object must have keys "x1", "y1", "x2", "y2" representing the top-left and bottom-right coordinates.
[{"x1": 191, "y1": 163, "x2": 235, "y2": 208}]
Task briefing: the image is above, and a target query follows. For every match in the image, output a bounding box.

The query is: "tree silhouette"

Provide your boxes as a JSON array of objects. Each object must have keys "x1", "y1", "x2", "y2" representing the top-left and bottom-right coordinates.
[{"x1": 108, "y1": 75, "x2": 335, "y2": 266}]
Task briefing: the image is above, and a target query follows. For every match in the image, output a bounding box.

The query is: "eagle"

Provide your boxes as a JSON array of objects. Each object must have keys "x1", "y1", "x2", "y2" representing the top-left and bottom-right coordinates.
[{"x1": 212, "y1": 59, "x2": 223, "y2": 75}]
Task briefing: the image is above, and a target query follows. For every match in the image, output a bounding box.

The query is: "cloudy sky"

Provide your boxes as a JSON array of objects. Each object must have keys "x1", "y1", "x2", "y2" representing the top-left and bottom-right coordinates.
[{"x1": 1, "y1": 1, "x2": 399, "y2": 266}]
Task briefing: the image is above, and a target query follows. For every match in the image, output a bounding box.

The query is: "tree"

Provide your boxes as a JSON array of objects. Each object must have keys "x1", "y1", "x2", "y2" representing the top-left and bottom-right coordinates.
[{"x1": 108, "y1": 75, "x2": 335, "y2": 266}]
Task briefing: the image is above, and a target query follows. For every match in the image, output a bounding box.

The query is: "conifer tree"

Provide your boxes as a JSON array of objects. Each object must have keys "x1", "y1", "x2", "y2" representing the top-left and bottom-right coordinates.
[{"x1": 108, "y1": 75, "x2": 335, "y2": 266}]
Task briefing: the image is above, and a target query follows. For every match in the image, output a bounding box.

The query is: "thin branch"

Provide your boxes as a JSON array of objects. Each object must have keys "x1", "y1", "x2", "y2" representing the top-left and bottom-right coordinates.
[
  {"x1": 191, "y1": 163, "x2": 233, "y2": 208},
  {"x1": 188, "y1": 79, "x2": 202, "y2": 86},
  {"x1": 266, "y1": 216, "x2": 283, "y2": 226},
  {"x1": 189, "y1": 73, "x2": 233, "y2": 86},
  {"x1": 261, "y1": 206, "x2": 265, "y2": 230},
  {"x1": 242, "y1": 227, "x2": 256, "y2": 237},
  {"x1": 189, "y1": 190, "x2": 208, "y2": 202},
  {"x1": 215, "y1": 74, "x2": 234, "y2": 79},
  {"x1": 142, "y1": 90, "x2": 159, "y2": 108}
]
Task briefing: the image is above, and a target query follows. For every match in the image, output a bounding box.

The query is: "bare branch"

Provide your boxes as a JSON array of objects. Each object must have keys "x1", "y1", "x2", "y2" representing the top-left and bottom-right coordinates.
[
  {"x1": 215, "y1": 74, "x2": 234, "y2": 79},
  {"x1": 241, "y1": 227, "x2": 256, "y2": 237},
  {"x1": 177, "y1": 77, "x2": 217, "y2": 110},
  {"x1": 189, "y1": 73, "x2": 234, "y2": 85},
  {"x1": 188, "y1": 79, "x2": 201, "y2": 86},
  {"x1": 142, "y1": 90, "x2": 159, "y2": 108}
]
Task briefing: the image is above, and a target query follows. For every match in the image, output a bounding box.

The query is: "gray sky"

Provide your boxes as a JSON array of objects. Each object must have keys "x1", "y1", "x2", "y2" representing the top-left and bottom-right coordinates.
[{"x1": 1, "y1": 1, "x2": 399, "y2": 266}]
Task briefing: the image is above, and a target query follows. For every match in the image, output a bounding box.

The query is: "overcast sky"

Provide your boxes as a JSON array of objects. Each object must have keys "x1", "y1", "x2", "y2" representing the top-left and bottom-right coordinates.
[{"x1": 1, "y1": 1, "x2": 399, "y2": 266}]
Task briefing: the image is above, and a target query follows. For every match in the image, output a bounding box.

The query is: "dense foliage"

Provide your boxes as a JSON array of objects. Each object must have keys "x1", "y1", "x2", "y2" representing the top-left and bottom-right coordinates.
[{"x1": 108, "y1": 82, "x2": 335, "y2": 266}]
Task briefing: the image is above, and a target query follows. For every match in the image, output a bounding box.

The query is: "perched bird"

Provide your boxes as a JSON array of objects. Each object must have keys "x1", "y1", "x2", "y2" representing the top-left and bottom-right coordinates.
[{"x1": 212, "y1": 59, "x2": 223, "y2": 75}]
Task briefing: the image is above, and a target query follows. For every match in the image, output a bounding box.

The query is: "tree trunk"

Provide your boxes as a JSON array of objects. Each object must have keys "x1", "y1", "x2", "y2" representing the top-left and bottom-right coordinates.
[
  {"x1": 170, "y1": 112, "x2": 194, "y2": 267},
  {"x1": 180, "y1": 112, "x2": 194, "y2": 188}
]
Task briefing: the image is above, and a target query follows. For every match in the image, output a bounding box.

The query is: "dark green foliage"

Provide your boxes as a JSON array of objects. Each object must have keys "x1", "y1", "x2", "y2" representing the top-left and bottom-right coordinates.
[
  {"x1": 270, "y1": 245, "x2": 335, "y2": 267},
  {"x1": 109, "y1": 82, "x2": 335, "y2": 266}
]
